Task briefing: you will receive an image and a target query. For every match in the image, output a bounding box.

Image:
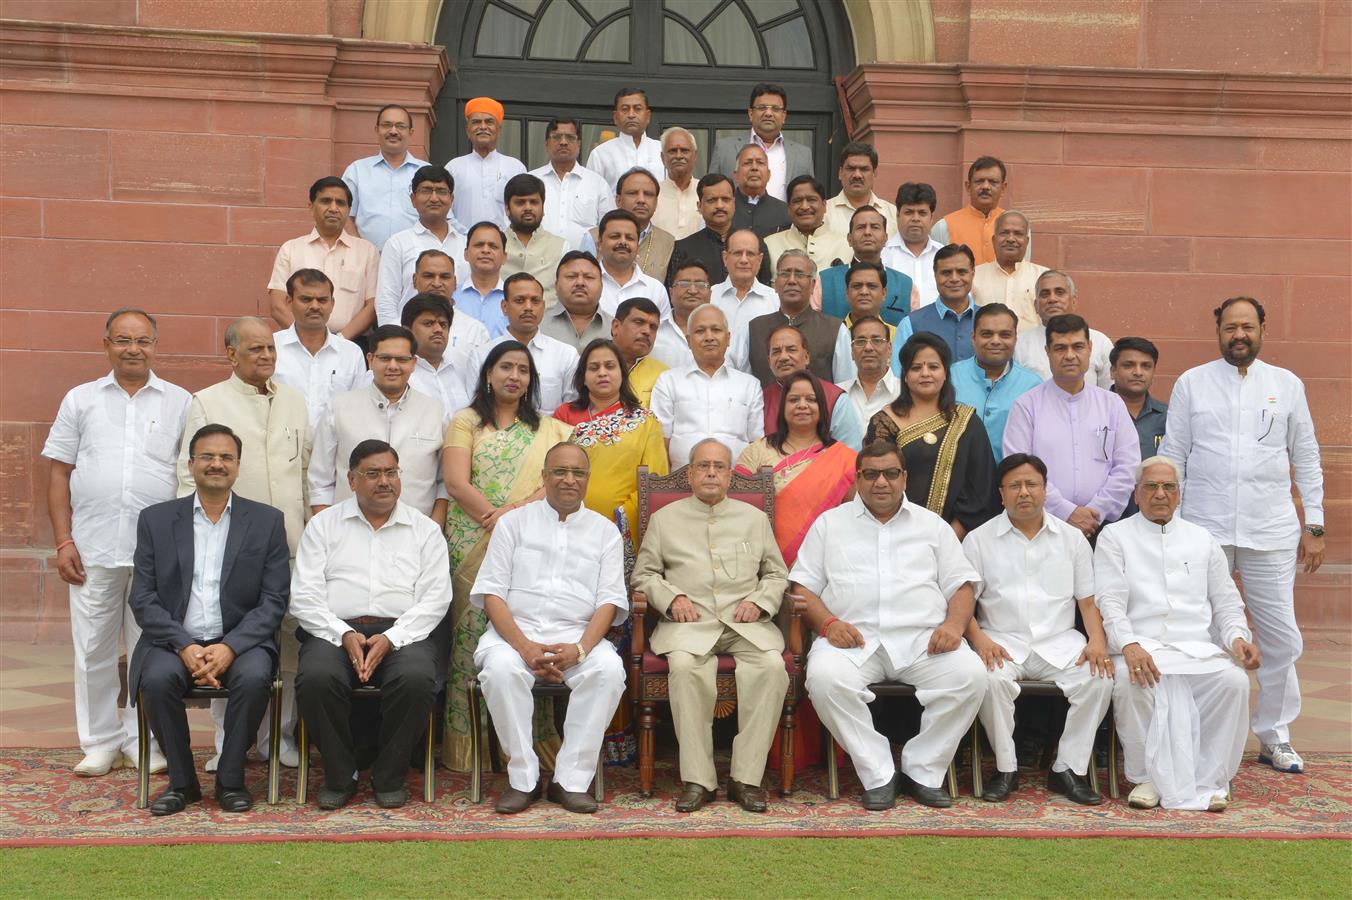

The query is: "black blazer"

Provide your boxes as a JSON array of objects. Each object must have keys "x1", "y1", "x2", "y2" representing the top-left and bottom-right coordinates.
[{"x1": 128, "y1": 493, "x2": 290, "y2": 701}]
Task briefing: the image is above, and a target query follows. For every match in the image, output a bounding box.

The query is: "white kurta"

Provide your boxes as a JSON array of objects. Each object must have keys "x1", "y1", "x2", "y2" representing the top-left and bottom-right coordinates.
[
  {"x1": 649, "y1": 362, "x2": 765, "y2": 467},
  {"x1": 447, "y1": 149, "x2": 527, "y2": 229},
  {"x1": 374, "y1": 221, "x2": 470, "y2": 327},
  {"x1": 272, "y1": 326, "x2": 366, "y2": 430},
  {"x1": 530, "y1": 161, "x2": 615, "y2": 248},
  {"x1": 586, "y1": 134, "x2": 664, "y2": 190}
]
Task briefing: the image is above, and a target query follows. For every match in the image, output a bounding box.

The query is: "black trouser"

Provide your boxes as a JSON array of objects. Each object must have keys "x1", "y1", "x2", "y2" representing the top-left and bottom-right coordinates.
[
  {"x1": 139, "y1": 643, "x2": 274, "y2": 791},
  {"x1": 294, "y1": 622, "x2": 438, "y2": 793}
]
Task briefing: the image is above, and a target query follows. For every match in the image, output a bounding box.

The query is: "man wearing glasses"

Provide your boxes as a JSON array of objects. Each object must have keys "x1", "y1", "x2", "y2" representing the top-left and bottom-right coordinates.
[
  {"x1": 736, "y1": 250, "x2": 854, "y2": 386},
  {"x1": 529, "y1": 117, "x2": 614, "y2": 249},
  {"x1": 711, "y1": 83, "x2": 813, "y2": 202},
  {"x1": 44, "y1": 309, "x2": 191, "y2": 778},
  {"x1": 837, "y1": 315, "x2": 901, "y2": 424},
  {"x1": 472, "y1": 443, "x2": 627, "y2": 814},
  {"x1": 375, "y1": 166, "x2": 468, "y2": 327},
  {"x1": 633, "y1": 438, "x2": 790, "y2": 813},
  {"x1": 650, "y1": 260, "x2": 710, "y2": 370},
  {"x1": 291, "y1": 439, "x2": 451, "y2": 810},
  {"x1": 341, "y1": 104, "x2": 428, "y2": 252},
  {"x1": 793, "y1": 441, "x2": 988, "y2": 810}
]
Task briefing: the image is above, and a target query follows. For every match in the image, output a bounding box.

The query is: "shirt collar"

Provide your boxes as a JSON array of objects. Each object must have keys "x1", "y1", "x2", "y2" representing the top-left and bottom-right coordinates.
[
  {"x1": 367, "y1": 383, "x2": 408, "y2": 409},
  {"x1": 602, "y1": 266, "x2": 643, "y2": 290},
  {"x1": 228, "y1": 373, "x2": 276, "y2": 397},
  {"x1": 305, "y1": 227, "x2": 355, "y2": 249},
  {"x1": 192, "y1": 491, "x2": 234, "y2": 517},
  {"x1": 275, "y1": 324, "x2": 340, "y2": 354},
  {"x1": 931, "y1": 295, "x2": 977, "y2": 319},
  {"x1": 413, "y1": 219, "x2": 451, "y2": 238},
  {"x1": 341, "y1": 496, "x2": 414, "y2": 530},
  {"x1": 850, "y1": 493, "x2": 909, "y2": 526},
  {"x1": 750, "y1": 131, "x2": 784, "y2": 151},
  {"x1": 883, "y1": 234, "x2": 941, "y2": 258},
  {"x1": 994, "y1": 509, "x2": 1054, "y2": 540},
  {"x1": 372, "y1": 153, "x2": 423, "y2": 172},
  {"x1": 96, "y1": 370, "x2": 165, "y2": 394}
]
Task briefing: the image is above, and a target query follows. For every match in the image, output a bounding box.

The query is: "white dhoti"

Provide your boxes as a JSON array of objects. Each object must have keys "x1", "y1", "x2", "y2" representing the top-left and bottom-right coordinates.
[
  {"x1": 977, "y1": 651, "x2": 1113, "y2": 776},
  {"x1": 1111, "y1": 654, "x2": 1250, "y2": 810},
  {"x1": 1223, "y1": 545, "x2": 1301, "y2": 745},
  {"x1": 807, "y1": 642, "x2": 987, "y2": 791},
  {"x1": 70, "y1": 566, "x2": 143, "y2": 756},
  {"x1": 475, "y1": 640, "x2": 625, "y2": 793}
]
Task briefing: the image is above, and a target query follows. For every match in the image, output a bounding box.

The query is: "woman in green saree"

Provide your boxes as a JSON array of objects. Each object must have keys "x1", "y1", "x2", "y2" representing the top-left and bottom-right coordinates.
[{"x1": 441, "y1": 340, "x2": 573, "y2": 770}]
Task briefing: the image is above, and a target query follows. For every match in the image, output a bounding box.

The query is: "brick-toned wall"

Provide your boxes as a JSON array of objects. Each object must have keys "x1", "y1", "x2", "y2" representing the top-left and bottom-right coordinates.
[
  {"x1": 846, "y1": 63, "x2": 1352, "y2": 628},
  {"x1": 0, "y1": 16, "x2": 445, "y2": 639}
]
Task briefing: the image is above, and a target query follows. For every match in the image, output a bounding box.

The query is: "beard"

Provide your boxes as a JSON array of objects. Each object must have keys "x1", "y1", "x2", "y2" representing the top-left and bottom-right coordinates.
[
  {"x1": 1221, "y1": 337, "x2": 1260, "y2": 366},
  {"x1": 511, "y1": 218, "x2": 541, "y2": 235}
]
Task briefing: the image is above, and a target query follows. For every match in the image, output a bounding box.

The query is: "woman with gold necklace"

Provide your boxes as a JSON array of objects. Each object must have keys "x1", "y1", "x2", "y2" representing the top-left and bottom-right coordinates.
[{"x1": 864, "y1": 331, "x2": 998, "y2": 539}]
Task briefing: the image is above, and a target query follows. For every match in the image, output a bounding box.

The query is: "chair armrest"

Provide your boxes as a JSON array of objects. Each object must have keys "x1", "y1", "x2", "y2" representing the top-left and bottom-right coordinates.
[
  {"x1": 630, "y1": 590, "x2": 648, "y2": 661},
  {"x1": 782, "y1": 589, "x2": 805, "y2": 663}
]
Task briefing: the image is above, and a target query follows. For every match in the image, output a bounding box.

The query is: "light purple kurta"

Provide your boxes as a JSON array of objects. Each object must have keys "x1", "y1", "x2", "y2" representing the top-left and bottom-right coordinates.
[{"x1": 1002, "y1": 380, "x2": 1140, "y2": 523}]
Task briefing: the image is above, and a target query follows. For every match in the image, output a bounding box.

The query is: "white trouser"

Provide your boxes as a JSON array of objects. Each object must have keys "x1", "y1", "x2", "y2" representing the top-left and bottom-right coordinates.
[
  {"x1": 476, "y1": 640, "x2": 625, "y2": 793},
  {"x1": 807, "y1": 643, "x2": 987, "y2": 791},
  {"x1": 69, "y1": 566, "x2": 142, "y2": 755},
  {"x1": 212, "y1": 614, "x2": 299, "y2": 758},
  {"x1": 978, "y1": 651, "x2": 1113, "y2": 776},
  {"x1": 1224, "y1": 545, "x2": 1301, "y2": 745},
  {"x1": 1112, "y1": 657, "x2": 1249, "y2": 809}
]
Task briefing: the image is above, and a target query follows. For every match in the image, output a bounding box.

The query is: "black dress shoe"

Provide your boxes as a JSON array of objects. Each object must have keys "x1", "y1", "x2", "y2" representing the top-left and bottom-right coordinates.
[
  {"x1": 214, "y1": 785, "x2": 253, "y2": 813},
  {"x1": 675, "y1": 782, "x2": 716, "y2": 812},
  {"x1": 374, "y1": 787, "x2": 410, "y2": 809},
  {"x1": 495, "y1": 783, "x2": 542, "y2": 814},
  {"x1": 150, "y1": 783, "x2": 202, "y2": 816},
  {"x1": 547, "y1": 781, "x2": 599, "y2": 814},
  {"x1": 317, "y1": 783, "x2": 357, "y2": 810},
  {"x1": 981, "y1": 770, "x2": 1019, "y2": 802},
  {"x1": 1047, "y1": 768, "x2": 1103, "y2": 806},
  {"x1": 859, "y1": 778, "x2": 897, "y2": 811},
  {"x1": 900, "y1": 772, "x2": 952, "y2": 809},
  {"x1": 726, "y1": 780, "x2": 768, "y2": 813}
]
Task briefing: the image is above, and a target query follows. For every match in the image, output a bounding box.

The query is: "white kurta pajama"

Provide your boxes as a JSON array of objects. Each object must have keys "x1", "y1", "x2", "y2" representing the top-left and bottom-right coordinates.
[
  {"x1": 1094, "y1": 513, "x2": 1253, "y2": 809},
  {"x1": 963, "y1": 511, "x2": 1111, "y2": 776},
  {"x1": 471, "y1": 500, "x2": 628, "y2": 794},
  {"x1": 792, "y1": 498, "x2": 988, "y2": 791}
]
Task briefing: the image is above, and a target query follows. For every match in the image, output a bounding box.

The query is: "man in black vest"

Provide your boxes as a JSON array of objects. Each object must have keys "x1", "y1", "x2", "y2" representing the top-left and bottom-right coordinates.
[{"x1": 738, "y1": 249, "x2": 855, "y2": 388}]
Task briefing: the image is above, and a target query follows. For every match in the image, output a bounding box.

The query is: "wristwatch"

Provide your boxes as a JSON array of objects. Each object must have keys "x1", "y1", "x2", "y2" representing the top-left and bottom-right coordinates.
[
  {"x1": 1304, "y1": 524, "x2": 1325, "y2": 538},
  {"x1": 575, "y1": 642, "x2": 587, "y2": 664}
]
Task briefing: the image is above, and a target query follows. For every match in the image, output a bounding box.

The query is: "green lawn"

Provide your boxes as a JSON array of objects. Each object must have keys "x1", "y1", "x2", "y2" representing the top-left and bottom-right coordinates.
[{"x1": 3, "y1": 837, "x2": 1349, "y2": 898}]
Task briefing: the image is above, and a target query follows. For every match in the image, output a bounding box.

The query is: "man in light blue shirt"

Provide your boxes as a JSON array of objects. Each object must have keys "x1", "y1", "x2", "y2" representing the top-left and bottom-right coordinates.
[
  {"x1": 950, "y1": 303, "x2": 1042, "y2": 460},
  {"x1": 453, "y1": 222, "x2": 509, "y2": 338},
  {"x1": 891, "y1": 243, "x2": 978, "y2": 373},
  {"x1": 342, "y1": 104, "x2": 428, "y2": 252}
]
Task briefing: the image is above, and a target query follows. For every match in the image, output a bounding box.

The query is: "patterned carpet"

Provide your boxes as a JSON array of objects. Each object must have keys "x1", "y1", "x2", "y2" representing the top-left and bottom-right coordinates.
[{"x1": 2, "y1": 749, "x2": 1349, "y2": 846}]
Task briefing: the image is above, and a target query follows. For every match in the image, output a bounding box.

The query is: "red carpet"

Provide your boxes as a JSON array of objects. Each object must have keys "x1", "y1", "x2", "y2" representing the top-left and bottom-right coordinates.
[{"x1": 1, "y1": 749, "x2": 1348, "y2": 847}]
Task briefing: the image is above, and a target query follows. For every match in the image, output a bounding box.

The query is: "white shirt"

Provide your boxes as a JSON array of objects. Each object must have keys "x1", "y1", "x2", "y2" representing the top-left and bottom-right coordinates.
[
  {"x1": 309, "y1": 385, "x2": 447, "y2": 514},
  {"x1": 790, "y1": 497, "x2": 978, "y2": 669},
  {"x1": 405, "y1": 349, "x2": 477, "y2": 419},
  {"x1": 963, "y1": 511, "x2": 1095, "y2": 669},
  {"x1": 649, "y1": 362, "x2": 765, "y2": 467},
  {"x1": 471, "y1": 499, "x2": 628, "y2": 650},
  {"x1": 446, "y1": 149, "x2": 526, "y2": 229},
  {"x1": 1161, "y1": 358, "x2": 1323, "y2": 550},
  {"x1": 651, "y1": 318, "x2": 695, "y2": 370},
  {"x1": 341, "y1": 152, "x2": 428, "y2": 253},
  {"x1": 837, "y1": 370, "x2": 901, "y2": 424},
  {"x1": 1094, "y1": 513, "x2": 1251, "y2": 668},
  {"x1": 1015, "y1": 325, "x2": 1114, "y2": 389},
  {"x1": 651, "y1": 177, "x2": 700, "y2": 240},
  {"x1": 882, "y1": 235, "x2": 942, "y2": 310},
  {"x1": 599, "y1": 265, "x2": 671, "y2": 320},
  {"x1": 586, "y1": 133, "x2": 664, "y2": 190},
  {"x1": 751, "y1": 131, "x2": 789, "y2": 201},
  {"x1": 467, "y1": 331, "x2": 579, "y2": 414},
  {"x1": 289, "y1": 498, "x2": 451, "y2": 649},
  {"x1": 710, "y1": 278, "x2": 779, "y2": 336},
  {"x1": 529, "y1": 161, "x2": 614, "y2": 248},
  {"x1": 42, "y1": 371, "x2": 191, "y2": 567},
  {"x1": 185, "y1": 493, "x2": 232, "y2": 641},
  {"x1": 272, "y1": 326, "x2": 366, "y2": 429},
  {"x1": 375, "y1": 221, "x2": 470, "y2": 327}
]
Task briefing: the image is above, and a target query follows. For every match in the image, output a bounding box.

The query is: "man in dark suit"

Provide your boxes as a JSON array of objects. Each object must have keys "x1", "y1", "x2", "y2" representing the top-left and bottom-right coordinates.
[
  {"x1": 729, "y1": 144, "x2": 791, "y2": 239},
  {"x1": 130, "y1": 424, "x2": 290, "y2": 815},
  {"x1": 710, "y1": 83, "x2": 813, "y2": 201}
]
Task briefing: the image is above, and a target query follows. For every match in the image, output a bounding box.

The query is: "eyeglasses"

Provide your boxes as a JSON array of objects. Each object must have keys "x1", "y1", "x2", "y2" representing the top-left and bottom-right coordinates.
[
  {"x1": 373, "y1": 354, "x2": 415, "y2": 364},
  {"x1": 777, "y1": 269, "x2": 813, "y2": 281},
  {"x1": 109, "y1": 337, "x2": 156, "y2": 349},
  {"x1": 192, "y1": 453, "x2": 238, "y2": 464},
  {"x1": 356, "y1": 467, "x2": 401, "y2": 481},
  {"x1": 547, "y1": 133, "x2": 579, "y2": 144},
  {"x1": 414, "y1": 186, "x2": 452, "y2": 198},
  {"x1": 1141, "y1": 481, "x2": 1179, "y2": 494},
  {"x1": 673, "y1": 279, "x2": 710, "y2": 290},
  {"x1": 379, "y1": 121, "x2": 411, "y2": 132},
  {"x1": 546, "y1": 467, "x2": 587, "y2": 479},
  {"x1": 1001, "y1": 479, "x2": 1044, "y2": 493},
  {"x1": 752, "y1": 104, "x2": 785, "y2": 114},
  {"x1": 851, "y1": 337, "x2": 889, "y2": 348},
  {"x1": 693, "y1": 460, "x2": 728, "y2": 472},
  {"x1": 858, "y1": 467, "x2": 903, "y2": 482}
]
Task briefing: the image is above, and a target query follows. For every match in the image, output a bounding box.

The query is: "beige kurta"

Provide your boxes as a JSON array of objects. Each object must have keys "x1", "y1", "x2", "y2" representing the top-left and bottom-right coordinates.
[
  {"x1": 177, "y1": 374, "x2": 312, "y2": 555},
  {"x1": 764, "y1": 225, "x2": 852, "y2": 275},
  {"x1": 634, "y1": 495, "x2": 787, "y2": 656},
  {"x1": 971, "y1": 260, "x2": 1049, "y2": 334},
  {"x1": 504, "y1": 227, "x2": 570, "y2": 307}
]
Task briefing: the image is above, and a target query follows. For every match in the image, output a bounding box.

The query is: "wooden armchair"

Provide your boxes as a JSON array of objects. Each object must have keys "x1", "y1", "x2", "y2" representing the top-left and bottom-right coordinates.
[{"x1": 629, "y1": 463, "x2": 804, "y2": 797}]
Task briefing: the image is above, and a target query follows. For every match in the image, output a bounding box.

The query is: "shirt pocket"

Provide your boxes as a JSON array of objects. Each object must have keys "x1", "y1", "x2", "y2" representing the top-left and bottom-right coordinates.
[
  {"x1": 1252, "y1": 406, "x2": 1288, "y2": 448},
  {"x1": 725, "y1": 398, "x2": 751, "y2": 433},
  {"x1": 144, "y1": 424, "x2": 180, "y2": 465},
  {"x1": 1043, "y1": 557, "x2": 1074, "y2": 600},
  {"x1": 569, "y1": 195, "x2": 598, "y2": 223},
  {"x1": 333, "y1": 265, "x2": 364, "y2": 306}
]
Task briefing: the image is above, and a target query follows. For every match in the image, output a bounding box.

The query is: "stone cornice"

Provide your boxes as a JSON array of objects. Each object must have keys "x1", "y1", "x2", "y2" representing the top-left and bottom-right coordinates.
[{"x1": 845, "y1": 63, "x2": 1352, "y2": 133}]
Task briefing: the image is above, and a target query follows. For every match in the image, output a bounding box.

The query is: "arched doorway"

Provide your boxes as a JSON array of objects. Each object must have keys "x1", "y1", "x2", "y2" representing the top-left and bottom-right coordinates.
[{"x1": 430, "y1": 0, "x2": 856, "y2": 184}]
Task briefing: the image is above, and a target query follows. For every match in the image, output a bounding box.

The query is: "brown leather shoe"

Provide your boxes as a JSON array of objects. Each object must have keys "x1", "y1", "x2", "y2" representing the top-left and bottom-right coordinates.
[
  {"x1": 726, "y1": 779, "x2": 768, "y2": 813},
  {"x1": 675, "y1": 782, "x2": 716, "y2": 812},
  {"x1": 494, "y1": 782, "x2": 541, "y2": 814},
  {"x1": 546, "y1": 780, "x2": 599, "y2": 814}
]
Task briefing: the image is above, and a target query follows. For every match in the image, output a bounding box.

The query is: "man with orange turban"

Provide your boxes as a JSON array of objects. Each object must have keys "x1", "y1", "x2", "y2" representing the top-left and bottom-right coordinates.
[{"x1": 447, "y1": 96, "x2": 525, "y2": 231}]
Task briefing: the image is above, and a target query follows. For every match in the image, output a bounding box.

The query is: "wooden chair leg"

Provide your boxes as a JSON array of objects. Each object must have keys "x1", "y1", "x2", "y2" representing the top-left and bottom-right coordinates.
[
  {"x1": 295, "y1": 717, "x2": 309, "y2": 805},
  {"x1": 468, "y1": 681, "x2": 483, "y2": 804},
  {"x1": 779, "y1": 701, "x2": 796, "y2": 797},
  {"x1": 970, "y1": 720, "x2": 984, "y2": 799},
  {"x1": 267, "y1": 679, "x2": 282, "y2": 805},
  {"x1": 825, "y1": 729, "x2": 840, "y2": 800},
  {"x1": 637, "y1": 700, "x2": 656, "y2": 797},
  {"x1": 1106, "y1": 713, "x2": 1120, "y2": 800},
  {"x1": 423, "y1": 709, "x2": 436, "y2": 803},
  {"x1": 135, "y1": 692, "x2": 150, "y2": 809}
]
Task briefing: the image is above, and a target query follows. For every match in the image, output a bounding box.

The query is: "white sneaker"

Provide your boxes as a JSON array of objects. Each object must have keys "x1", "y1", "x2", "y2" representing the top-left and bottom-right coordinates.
[
  {"x1": 122, "y1": 749, "x2": 168, "y2": 775},
  {"x1": 1207, "y1": 791, "x2": 1229, "y2": 812},
  {"x1": 205, "y1": 753, "x2": 221, "y2": 773},
  {"x1": 279, "y1": 748, "x2": 299, "y2": 769},
  {"x1": 1259, "y1": 742, "x2": 1305, "y2": 773},
  {"x1": 1128, "y1": 781, "x2": 1160, "y2": 809},
  {"x1": 73, "y1": 750, "x2": 125, "y2": 777}
]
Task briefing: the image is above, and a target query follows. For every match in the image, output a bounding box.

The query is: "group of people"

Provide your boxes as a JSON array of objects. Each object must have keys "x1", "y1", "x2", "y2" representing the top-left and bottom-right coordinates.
[{"x1": 45, "y1": 84, "x2": 1326, "y2": 820}]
